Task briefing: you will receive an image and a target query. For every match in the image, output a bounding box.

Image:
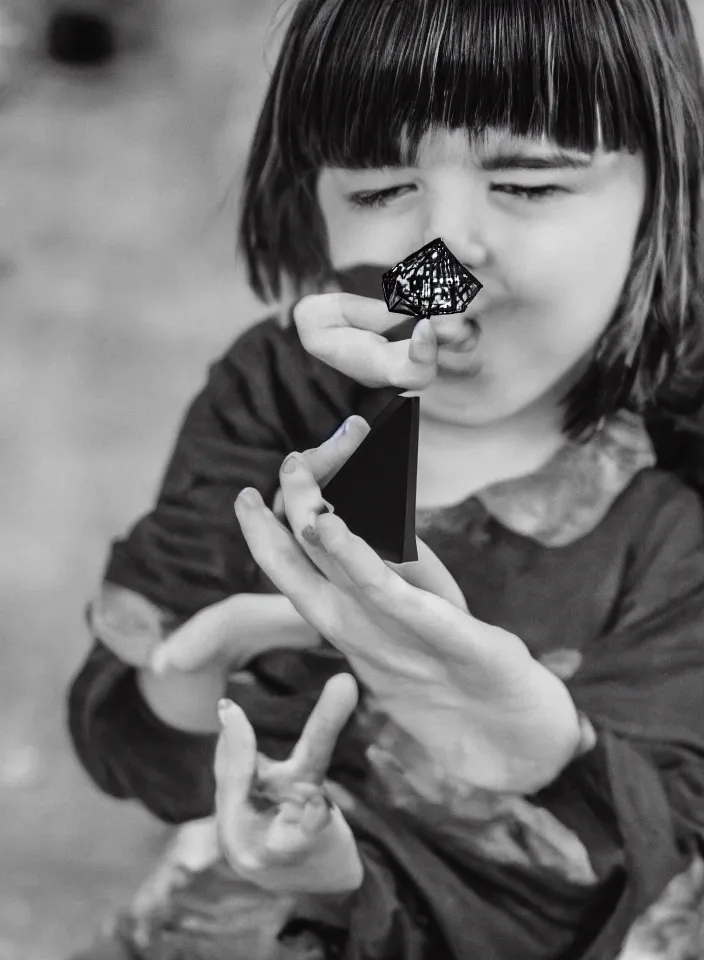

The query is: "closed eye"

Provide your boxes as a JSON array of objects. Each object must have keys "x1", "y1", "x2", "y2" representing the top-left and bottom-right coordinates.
[
  {"x1": 346, "y1": 185, "x2": 416, "y2": 209},
  {"x1": 492, "y1": 184, "x2": 563, "y2": 200},
  {"x1": 346, "y1": 182, "x2": 563, "y2": 209}
]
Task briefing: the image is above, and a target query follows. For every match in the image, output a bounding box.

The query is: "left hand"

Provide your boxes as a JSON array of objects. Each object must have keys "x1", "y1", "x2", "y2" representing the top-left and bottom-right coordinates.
[{"x1": 234, "y1": 452, "x2": 582, "y2": 795}]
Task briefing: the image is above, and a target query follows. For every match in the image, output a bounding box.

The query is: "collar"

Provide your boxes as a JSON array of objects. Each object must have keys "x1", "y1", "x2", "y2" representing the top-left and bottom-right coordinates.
[{"x1": 417, "y1": 410, "x2": 656, "y2": 547}]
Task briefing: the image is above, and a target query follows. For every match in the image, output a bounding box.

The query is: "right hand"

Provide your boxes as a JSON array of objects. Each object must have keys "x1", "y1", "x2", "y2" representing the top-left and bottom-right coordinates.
[
  {"x1": 215, "y1": 672, "x2": 363, "y2": 895},
  {"x1": 151, "y1": 409, "x2": 468, "y2": 677},
  {"x1": 150, "y1": 416, "x2": 374, "y2": 677},
  {"x1": 293, "y1": 292, "x2": 440, "y2": 390}
]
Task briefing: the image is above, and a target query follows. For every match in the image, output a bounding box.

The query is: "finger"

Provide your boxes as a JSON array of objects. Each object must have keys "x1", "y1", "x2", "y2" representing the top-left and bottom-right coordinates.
[
  {"x1": 279, "y1": 451, "x2": 330, "y2": 543},
  {"x1": 408, "y1": 317, "x2": 439, "y2": 368},
  {"x1": 299, "y1": 793, "x2": 332, "y2": 834},
  {"x1": 234, "y1": 489, "x2": 341, "y2": 638},
  {"x1": 272, "y1": 486, "x2": 285, "y2": 519},
  {"x1": 313, "y1": 512, "x2": 415, "y2": 613},
  {"x1": 214, "y1": 699, "x2": 258, "y2": 810},
  {"x1": 294, "y1": 293, "x2": 437, "y2": 390},
  {"x1": 151, "y1": 599, "x2": 234, "y2": 674},
  {"x1": 294, "y1": 292, "x2": 398, "y2": 337},
  {"x1": 387, "y1": 538, "x2": 469, "y2": 612},
  {"x1": 300, "y1": 415, "x2": 371, "y2": 487},
  {"x1": 287, "y1": 673, "x2": 359, "y2": 784},
  {"x1": 315, "y1": 513, "x2": 526, "y2": 670},
  {"x1": 278, "y1": 452, "x2": 361, "y2": 590}
]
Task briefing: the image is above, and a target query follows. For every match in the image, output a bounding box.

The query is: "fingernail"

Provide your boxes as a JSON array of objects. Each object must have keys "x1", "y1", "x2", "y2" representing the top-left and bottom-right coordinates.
[
  {"x1": 300, "y1": 794, "x2": 330, "y2": 833},
  {"x1": 218, "y1": 698, "x2": 235, "y2": 725},
  {"x1": 237, "y1": 487, "x2": 259, "y2": 508},
  {"x1": 333, "y1": 418, "x2": 349, "y2": 440},
  {"x1": 302, "y1": 524, "x2": 322, "y2": 547},
  {"x1": 409, "y1": 320, "x2": 433, "y2": 362},
  {"x1": 281, "y1": 453, "x2": 299, "y2": 474}
]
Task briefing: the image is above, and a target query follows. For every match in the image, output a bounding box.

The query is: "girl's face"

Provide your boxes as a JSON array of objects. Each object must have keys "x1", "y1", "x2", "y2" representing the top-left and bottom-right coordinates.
[{"x1": 317, "y1": 127, "x2": 647, "y2": 427}]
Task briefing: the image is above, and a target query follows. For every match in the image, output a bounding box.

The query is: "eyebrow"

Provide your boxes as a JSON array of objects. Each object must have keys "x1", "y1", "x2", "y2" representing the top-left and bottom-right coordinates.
[{"x1": 479, "y1": 151, "x2": 594, "y2": 172}]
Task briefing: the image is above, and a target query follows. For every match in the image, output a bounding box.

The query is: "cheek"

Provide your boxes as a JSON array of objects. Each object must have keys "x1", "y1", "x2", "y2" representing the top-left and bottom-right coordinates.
[
  {"x1": 326, "y1": 214, "x2": 418, "y2": 271},
  {"x1": 319, "y1": 181, "x2": 421, "y2": 271},
  {"x1": 506, "y1": 200, "x2": 640, "y2": 355}
]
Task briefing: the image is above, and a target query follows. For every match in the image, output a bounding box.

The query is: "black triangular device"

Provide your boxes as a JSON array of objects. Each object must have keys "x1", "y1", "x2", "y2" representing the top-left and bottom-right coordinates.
[{"x1": 322, "y1": 395, "x2": 419, "y2": 564}]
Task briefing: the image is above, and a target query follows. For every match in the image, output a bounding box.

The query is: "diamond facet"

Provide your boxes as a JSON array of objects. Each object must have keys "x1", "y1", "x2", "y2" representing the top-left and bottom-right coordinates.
[{"x1": 382, "y1": 238, "x2": 482, "y2": 318}]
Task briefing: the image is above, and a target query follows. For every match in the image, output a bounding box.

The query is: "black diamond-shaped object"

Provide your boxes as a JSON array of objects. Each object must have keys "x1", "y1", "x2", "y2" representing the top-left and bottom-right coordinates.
[{"x1": 382, "y1": 237, "x2": 482, "y2": 320}]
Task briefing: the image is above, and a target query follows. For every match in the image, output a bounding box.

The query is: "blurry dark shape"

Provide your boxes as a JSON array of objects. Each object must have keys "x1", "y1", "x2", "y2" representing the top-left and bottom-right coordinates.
[
  {"x1": 323, "y1": 395, "x2": 420, "y2": 564},
  {"x1": 382, "y1": 237, "x2": 482, "y2": 319},
  {"x1": 47, "y1": 8, "x2": 115, "y2": 64}
]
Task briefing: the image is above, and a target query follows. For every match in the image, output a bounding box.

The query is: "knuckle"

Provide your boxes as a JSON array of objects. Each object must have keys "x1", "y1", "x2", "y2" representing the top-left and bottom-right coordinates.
[
  {"x1": 364, "y1": 567, "x2": 407, "y2": 608},
  {"x1": 359, "y1": 576, "x2": 388, "y2": 604}
]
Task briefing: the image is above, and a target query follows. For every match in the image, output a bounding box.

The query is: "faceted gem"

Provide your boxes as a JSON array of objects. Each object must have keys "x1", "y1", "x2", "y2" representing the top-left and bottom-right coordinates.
[{"x1": 382, "y1": 237, "x2": 482, "y2": 318}]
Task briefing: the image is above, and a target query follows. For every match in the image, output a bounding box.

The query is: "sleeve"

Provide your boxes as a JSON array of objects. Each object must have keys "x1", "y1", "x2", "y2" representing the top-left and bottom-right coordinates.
[
  {"x1": 104, "y1": 316, "x2": 359, "y2": 619},
  {"x1": 68, "y1": 635, "x2": 218, "y2": 824},
  {"x1": 531, "y1": 475, "x2": 704, "y2": 959},
  {"x1": 67, "y1": 316, "x2": 360, "y2": 820}
]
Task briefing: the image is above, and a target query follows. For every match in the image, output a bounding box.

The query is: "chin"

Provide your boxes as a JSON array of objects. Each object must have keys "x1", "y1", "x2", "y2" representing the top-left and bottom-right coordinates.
[{"x1": 420, "y1": 376, "x2": 536, "y2": 428}]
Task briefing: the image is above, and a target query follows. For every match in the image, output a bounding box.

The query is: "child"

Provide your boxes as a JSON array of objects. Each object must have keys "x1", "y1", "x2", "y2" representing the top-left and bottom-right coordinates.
[{"x1": 67, "y1": 0, "x2": 704, "y2": 957}]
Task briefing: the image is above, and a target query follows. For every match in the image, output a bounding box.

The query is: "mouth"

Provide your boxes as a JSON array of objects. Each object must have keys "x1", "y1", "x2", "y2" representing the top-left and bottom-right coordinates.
[
  {"x1": 434, "y1": 316, "x2": 484, "y2": 376},
  {"x1": 435, "y1": 316, "x2": 482, "y2": 351}
]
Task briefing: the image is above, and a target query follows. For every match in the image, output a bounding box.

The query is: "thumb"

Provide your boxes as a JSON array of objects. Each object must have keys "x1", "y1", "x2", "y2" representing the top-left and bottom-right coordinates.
[
  {"x1": 287, "y1": 673, "x2": 359, "y2": 784},
  {"x1": 214, "y1": 699, "x2": 258, "y2": 816},
  {"x1": 151, "y1": 600, "x2": 234, "y2": 674}
]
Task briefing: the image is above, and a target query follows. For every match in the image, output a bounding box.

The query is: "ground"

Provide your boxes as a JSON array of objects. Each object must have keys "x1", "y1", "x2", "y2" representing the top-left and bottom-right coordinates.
[{"x1": 2, "y1": 2, "x2": 704, "y2": 958}]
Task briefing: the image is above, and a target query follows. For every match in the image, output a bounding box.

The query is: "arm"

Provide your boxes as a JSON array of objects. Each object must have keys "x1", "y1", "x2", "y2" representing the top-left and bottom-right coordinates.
[
  {"x1": 67, "y1": 317, "x2": 358, "y2": 821},
  {"x1": 68, "y1": 589, "x2": 328, "y2": 824},
  {"x1": 232, "y1": 453, "x2": 704, "y2": 958},
  {"x1": 525, "y1": 476, "x2": 704, "y2": 958}
]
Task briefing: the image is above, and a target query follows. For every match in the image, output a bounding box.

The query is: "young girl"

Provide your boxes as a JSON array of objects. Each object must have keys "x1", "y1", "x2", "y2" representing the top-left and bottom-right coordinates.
[{"x1": 67, "y1": 0, "x2": 704, "y2": 958}]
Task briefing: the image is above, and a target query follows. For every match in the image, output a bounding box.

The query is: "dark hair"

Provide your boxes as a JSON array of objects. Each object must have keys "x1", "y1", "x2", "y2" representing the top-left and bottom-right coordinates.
[{"x1": 237, "y1": 0, "x2": 704, "y2": 438}]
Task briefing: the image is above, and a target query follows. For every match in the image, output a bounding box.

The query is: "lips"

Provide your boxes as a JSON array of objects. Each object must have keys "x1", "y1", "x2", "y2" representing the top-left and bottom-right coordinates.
[{"x1": 434, "y1": 316, "x2": 482, "y2": 351}]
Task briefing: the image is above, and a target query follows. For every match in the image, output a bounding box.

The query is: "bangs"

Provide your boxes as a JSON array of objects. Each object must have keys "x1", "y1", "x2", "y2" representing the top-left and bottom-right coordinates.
[{"x1": 276, "y1": 0, "x2": 648, "y2": 171}]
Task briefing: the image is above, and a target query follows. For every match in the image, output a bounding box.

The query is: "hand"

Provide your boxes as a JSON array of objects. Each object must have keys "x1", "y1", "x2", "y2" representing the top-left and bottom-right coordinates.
[
  {"x1": 151, "y1": 414, "x2": 467, "y2": 676},
  {"x1": 215, "y1": 673, "x2": 364, "y2": 894},
  {"x1": 294, "y1": 292, "x2": 441, "y2": 390},
  {"x1": 234, "y1": 456, "x2": 582, "y2": 795}
]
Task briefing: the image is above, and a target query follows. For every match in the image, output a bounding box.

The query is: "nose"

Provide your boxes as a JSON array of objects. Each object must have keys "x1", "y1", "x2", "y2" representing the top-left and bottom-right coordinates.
[
  {"x1": 422, "y1": 182, "x2": 489, "y2": 276},
  {"x1": 419, "y1": 187, "x2": 488, "y2": 342}
]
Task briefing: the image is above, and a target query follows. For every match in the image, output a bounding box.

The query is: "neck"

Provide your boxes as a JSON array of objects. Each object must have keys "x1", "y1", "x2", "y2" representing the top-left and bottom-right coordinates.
[{"x1": 414, "y1": 392, "x2": 566, "y2": 501}]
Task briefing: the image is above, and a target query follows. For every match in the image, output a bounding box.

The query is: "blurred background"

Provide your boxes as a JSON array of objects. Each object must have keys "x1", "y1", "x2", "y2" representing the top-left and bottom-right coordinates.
[
  {"x1": 1, "y1": 1, "x2": 704, "y2": 957},
  {"x1": 1, "y1": 0, "x2": 280, "y2": 956}
]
